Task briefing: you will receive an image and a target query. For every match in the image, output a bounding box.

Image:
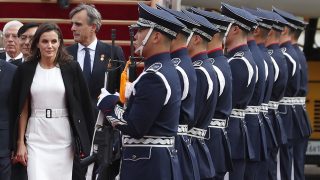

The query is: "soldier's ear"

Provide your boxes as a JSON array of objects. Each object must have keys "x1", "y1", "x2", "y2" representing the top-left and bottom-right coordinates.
[
  {"x1": 281, "y1": 27, "x2": 288, "y2": 36},
  {"x1": 193, "y1": 34, "x2": 202, "y2": 45},
  {"x1": 152, "y1": 31, "x2": 162, "y2": 44},
  {"x1": 253, "y1": 27, "x2": 259, "y2": 35}
]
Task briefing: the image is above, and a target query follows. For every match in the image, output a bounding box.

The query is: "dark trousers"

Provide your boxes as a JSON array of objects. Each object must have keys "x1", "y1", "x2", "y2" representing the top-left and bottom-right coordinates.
[
  {"x1": 258, "y1": 160, "x2": 269, "y2": 180},
  {"x1": 266, "y1": 148, "x2": 278, "y2": 180},
  {"x1": 244, "y1": 161, "x2": 260, "y2": 180},
  {"x1": 280, "y1": 142, "x2": 293, "y2": 180},
  {"x1": 0, "y1": 157, "x2": 10, "y2": 180},
  {"x1": 215, "y1": 172, "x2": 226, "y2": 180},
  {"x1": 229, "y1": 159, "x2": 246, "y2": 180},
  {"x1": 201, "y1": 172, "x2": 226, "y2": 180},
  {"x1": 11, "y1": 163, "x2": 27, "y2": 180},
  {"x1": 293, "y1": 138, "x2": 308, "y2": 180}
]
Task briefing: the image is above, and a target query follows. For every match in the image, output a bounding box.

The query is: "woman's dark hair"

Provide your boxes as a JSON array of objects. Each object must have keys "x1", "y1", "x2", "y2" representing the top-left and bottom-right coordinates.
[{"x1": 29, "y1": 23, "x2": 72, "y2": 64}]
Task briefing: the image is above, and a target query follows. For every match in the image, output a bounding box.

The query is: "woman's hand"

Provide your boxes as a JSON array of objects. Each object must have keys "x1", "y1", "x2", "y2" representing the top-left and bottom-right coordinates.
[{"x1": 16, "y1": 141, "x2": 28, "y2": 166}]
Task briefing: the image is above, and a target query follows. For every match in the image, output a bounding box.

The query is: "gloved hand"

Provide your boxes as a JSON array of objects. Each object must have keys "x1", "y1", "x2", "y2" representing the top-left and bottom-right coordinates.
[{"x1": 97, "y1": 88, "x2": 119, "y2": 115}]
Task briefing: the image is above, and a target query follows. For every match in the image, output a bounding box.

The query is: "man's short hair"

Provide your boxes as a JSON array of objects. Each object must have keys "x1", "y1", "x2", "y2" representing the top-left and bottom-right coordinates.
[
  {"x1": 3, "y1": 20, "x2": 23, "y2": 33},
  {"x1": 17, "y1": 23, "x2": 39, "y2": 37},
  {"x1": 69, "y1": 3, "x2": 102, "y2": 32}
]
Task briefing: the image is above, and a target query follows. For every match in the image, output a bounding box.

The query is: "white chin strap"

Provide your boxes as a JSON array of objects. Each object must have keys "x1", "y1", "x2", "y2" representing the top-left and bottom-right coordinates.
[
  {"x1": 135, "y1": 26, "x2": 154, "y2": 57},
  {"x1": 223, "y1": 23, "x2": 233, "y2": 54},
  {"x1": 186, "y1": 31, "x2": 194, "y2": 46}
]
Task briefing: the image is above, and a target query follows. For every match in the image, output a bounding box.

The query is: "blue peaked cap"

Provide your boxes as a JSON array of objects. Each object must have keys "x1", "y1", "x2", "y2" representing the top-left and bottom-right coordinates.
[
  {"x1": 243, "y1": 7, "x2": 274, "y2": 30},
  {"x1": 182, "y1": 9, "x2": 220, "y2": 42},
  {"x1": 257, "y1": 8, "x2": 289, "y2": 31},
  {"x1": 221, "y1": 3, "x2": 257, "y2": 32},
  {"x1": 189, "y1": 7, "x2": 234, "y2": 32},
  {"x1": 272, "y1": 7, "x2": 301, "y2": 29},
  {"x1": 156, "y1": 4, "x2": 199, "y2": 36},
  {"x1": 133, "y1": 2, "x2": 186, "y2": 39}
]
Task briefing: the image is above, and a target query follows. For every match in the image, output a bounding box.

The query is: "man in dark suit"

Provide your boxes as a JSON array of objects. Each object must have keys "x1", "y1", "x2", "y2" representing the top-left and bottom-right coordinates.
[
  {"x1": 67, "y1": 4, "x2": 125, "y2": 180},
  {"x1": 0, "y1": 59, "x2": 16, "y2": 180},
  {"x1": 67, "y1": 4, "x2": 125, "y2": 115},
  {"x1": 0, "y1": 20, "x2": 23, "y2": 66}
]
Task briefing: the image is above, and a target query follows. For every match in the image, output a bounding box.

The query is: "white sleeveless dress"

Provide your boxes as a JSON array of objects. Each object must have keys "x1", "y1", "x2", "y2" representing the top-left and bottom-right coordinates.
[{"x1": 25, "y1": 63, "x2": 73, "y2": 180}]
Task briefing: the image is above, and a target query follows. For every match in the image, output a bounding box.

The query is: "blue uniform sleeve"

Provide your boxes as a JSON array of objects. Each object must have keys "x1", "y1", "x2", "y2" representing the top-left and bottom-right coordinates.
[
  {"x1": 116, "y1": 73, "x2": 167, "y2": 138},
  {"x1": 229, "y1": 60, "x2": 250, "y2": 108},
  {"x1": 191, "y1": 70, "x2": 209, "y2": 128},
  {"x1": 284, "y1": 56, "x2": 300, "y2": 96}
]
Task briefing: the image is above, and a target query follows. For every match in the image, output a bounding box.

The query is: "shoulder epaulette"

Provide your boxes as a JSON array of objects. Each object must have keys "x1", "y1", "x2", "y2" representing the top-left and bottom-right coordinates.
[
  {"x1": 193, "y1": 60, "x2": 203, "y2": 67},
  {"x1": 268, "y1": 49, "x2": 273, "y2": 56},
  {"x1": 171, "y1": 58, "x2": 181, "y2": 67},
  {"x1": 146, "y1": 62, "x2": 162, "y2": 73}
]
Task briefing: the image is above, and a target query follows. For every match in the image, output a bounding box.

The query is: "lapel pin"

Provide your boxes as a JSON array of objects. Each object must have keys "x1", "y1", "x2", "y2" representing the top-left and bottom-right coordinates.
[{"x1": 100, "y1": 54, "x2": 105, "y2": 61}]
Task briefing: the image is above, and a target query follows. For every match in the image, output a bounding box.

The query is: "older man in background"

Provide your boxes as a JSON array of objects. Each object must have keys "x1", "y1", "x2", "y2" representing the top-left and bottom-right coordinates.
[{"x1": 0, "y1": 20, "x2": 23, "y2": 66}]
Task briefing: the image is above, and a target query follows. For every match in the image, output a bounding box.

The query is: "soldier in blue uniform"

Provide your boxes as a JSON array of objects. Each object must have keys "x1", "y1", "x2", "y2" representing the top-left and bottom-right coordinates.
[
  {"x1": 249, "y1": 13, "x2": 278, "y2": 173},
  {"x1": 240, "y1": 7, "x2": 271, "y2": 180},
  {"x1": 221, "y1": 3, "x2": 258, "y2": 180},
  {"x1": 291, "y1": 17, "x2": 311, "y2": 180},
  {"x1": 181, "y1": 9, "x2": 220, "y2": 180},
  {"x1": 97, "y1": 3, "x2": 185, "y2": 180},
  {"x1": 156, "y1": 5, "x2": 201, "y2": 180},
  {"x1": 273, "y1": 7, "x2": 302, "y2": 180},
  {"x1": 262, "y1": 9, "x2": 290, "y2": 180},
  {"x1": 189, "y1": 8, "x2": 234, "y2": 180}
]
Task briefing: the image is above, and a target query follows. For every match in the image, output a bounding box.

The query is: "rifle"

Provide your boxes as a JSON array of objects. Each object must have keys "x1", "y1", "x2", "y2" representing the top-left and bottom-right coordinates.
[
  {"x1": 119, "y1": 26, "x2": 142, "y2": 104},
  {"x1": 128, "y1": 26, "x2": 138, "y2": 82},
  {"x1": 81, "y1": 29, "x2": 122, "y2": 180}
]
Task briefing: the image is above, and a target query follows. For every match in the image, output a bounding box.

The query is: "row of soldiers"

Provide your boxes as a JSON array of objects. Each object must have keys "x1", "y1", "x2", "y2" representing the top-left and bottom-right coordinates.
[{"x1": 96, "y1": 2, "x2": 309, "y2": 180}]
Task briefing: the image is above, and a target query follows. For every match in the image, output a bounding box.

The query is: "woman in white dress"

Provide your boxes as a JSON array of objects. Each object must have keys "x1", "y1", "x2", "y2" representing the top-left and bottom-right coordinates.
[{"x1": 11, "y1": 23, "x2": 95, "y2": 180}]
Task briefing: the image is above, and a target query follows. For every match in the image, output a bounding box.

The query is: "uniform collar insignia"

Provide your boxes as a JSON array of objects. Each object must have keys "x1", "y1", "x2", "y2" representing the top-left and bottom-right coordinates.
[
  {"x1": 146, "y1": 62, "x2": 162, "y2": 72},
  {"x1": 208, "y1": 58, "x2": 215, "y2": 65},
  {"x1": 192, "y1": 60, "x2": 203, "y2": 67},
  {"x1": 171, "y1": 58, "x2": 181, "y2": 66},
  {"x1": 233, "y1": 51, "x2": 244, "y2": 57}
]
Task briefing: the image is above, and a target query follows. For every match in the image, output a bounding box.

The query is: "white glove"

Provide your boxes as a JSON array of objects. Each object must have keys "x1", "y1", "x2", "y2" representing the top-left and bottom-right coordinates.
[{"x1": 125, "y1": 82, "x2": 134, "y2": 99}]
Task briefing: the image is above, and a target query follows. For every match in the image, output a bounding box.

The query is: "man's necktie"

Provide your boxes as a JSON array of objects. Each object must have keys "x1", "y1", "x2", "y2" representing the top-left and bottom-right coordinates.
[{"x1": 83, "y1": 47, "x2": 92, "y2": 84}]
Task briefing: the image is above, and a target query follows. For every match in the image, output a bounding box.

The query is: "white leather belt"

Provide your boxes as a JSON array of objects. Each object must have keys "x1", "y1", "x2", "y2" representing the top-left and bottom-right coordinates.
[
  {"x1": 177, "y1": 125, "x2": 188, "y2": 135},
  {"x1": 230, "y1": 109, "x2": 246, "y2": 118},
  {"x1": 268, "y1": 101, "x2": 280, "y2": 110},
  {"x1": 280, "y1": 97, "x2": 293, "y2": 105},
  {"x1": 187, "y1": 127, "x2": 207, "y2": 139},
  {"x1": 122, "y1": 135, "x2": 175, "y2": 147},
  {"x1": 208, "y1": 118, "x2": 228, "y2": 128},
  {"x1": 294, "y1": 97, "x2": 306, "y2": 105},
  {"x1": 31, "y1": 108, "x2": 68, "y2": 118},
  {"x1": 260, "y1": 103, "x2": 269, "y2": 112},
  {"x1": 245, "y1": 106, "x2": 260, "y2": 114},
  {"x1": 279, "y1": 97, "x2": 304, "y2": 105}
]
